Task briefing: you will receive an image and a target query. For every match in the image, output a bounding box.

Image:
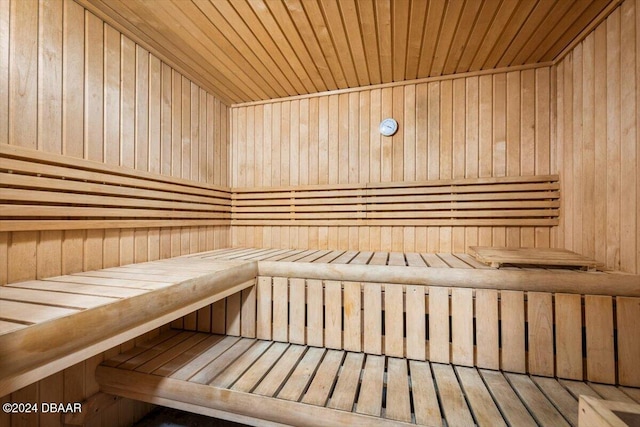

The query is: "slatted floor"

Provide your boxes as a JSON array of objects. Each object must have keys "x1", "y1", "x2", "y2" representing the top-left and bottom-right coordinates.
[{"x1": 98, "y1": 330, "x2": 640, "y2": 427}]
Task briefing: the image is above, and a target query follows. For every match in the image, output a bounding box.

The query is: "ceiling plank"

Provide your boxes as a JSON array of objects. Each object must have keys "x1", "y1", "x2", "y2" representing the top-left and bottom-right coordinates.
[
  {"x1": 456, "y1": 0, "x2": 502, "y2": 73},
  {"x1": 302, "y1": 0, "x2": 349, "y2": 89},
  {"x1": 318, "y1": 0, "x2": 360, "y2": 88},
  {"x1": 404, "y1": 0, "x2": 428, "y2": 81},
  {"x1": 283, "y1": 0, "x2": 338, "y2": 90},
  {"x1": 430, "y1": 0, "x2": 465, "y2": 76},
  {"x1": 481, "y1": 0, "x2": 537, "y2": 70},
  {"x1": 247, "y1": 0, "x2": 318, "y2": 94},
  {"x1": 443, "y1": 0, "x2": 484, "y2": 75},
  {"x1": 193, "y1": 0, "x2": 294, "y2": 96}
]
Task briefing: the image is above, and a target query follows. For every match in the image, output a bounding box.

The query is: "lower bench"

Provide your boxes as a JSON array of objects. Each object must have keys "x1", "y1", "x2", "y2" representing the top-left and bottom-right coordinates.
[{"x1": 96, "y1": 329, "x2": 640, "y2": 427}]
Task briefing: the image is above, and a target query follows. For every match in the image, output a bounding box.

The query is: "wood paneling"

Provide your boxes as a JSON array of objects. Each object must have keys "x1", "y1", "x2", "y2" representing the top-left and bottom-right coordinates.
[
  {"x1": 76, "y1": 0, "x2": 617, "y2": 104},
  {"x1": 0, "y1": 0, "x2": 231, "y2": 286},
  {"x1": 0, "y1": 1, "x2": 230, "y2": 424},
  {"x1": 231, "y1": 68, "x2": 555, "y2": 251},
  {"x1": 555, "y1": 0, "x2": 639, "y2": 274}
]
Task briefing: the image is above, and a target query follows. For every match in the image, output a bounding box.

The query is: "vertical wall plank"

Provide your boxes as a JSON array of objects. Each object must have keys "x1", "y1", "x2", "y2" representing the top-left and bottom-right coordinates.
[
  {"x1": 38, "y1": 0, "x2": 62, "y2": 154},
  {"x1": 135, "y1": 46, "x2": 149, "y2": 171},
  {"x1": 9, "y1": 0, "x2": 38, "y2": 149},
  {"x1": 8, "y1": 231, "x2": 37, "y2": 283},
  {"x1": 104, "y1": 23, "x2": 120, "y2": 165},
  {"x1": 36, "y1": 230, "x2": 62, "y2": 279},
  {"x1": 148, "y1": 55, "x2": 161, "y2": 174},
  {"x1": 0, "y1": 0, "x2": 9, "y2": 145},
  {"x1": 84, "y1": 11, "x2": 103, "y2": 162}
]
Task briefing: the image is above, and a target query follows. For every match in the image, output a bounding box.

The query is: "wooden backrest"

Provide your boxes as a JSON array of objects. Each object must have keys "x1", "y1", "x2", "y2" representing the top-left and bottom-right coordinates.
[
  {"x1": 232, "y1": 175, "x2": 560, "y2": 226},
  {"x1": 206, "y1": 277, "x2": 640, "y2": 388},
  {"x1": 0, "y1": 144, "x2": 231, "y2": 232}
]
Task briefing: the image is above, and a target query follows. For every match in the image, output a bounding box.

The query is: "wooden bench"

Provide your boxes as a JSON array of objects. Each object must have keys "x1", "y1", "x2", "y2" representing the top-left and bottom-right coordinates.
[
  {"x1": 0, "y1": 256, "x2": 257, "y2": 396},
  {"x1": 232, "y1": 175, "x2": 560, "y2": 226},
  {"x1": 94, "y1": 249, "x2": 640, "y2": 427}
]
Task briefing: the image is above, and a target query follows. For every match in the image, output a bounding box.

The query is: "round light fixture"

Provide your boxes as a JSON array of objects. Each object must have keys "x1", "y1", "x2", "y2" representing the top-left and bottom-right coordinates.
[{"x1": 379, "y1": 118, "x2": 398, "y2": 136}]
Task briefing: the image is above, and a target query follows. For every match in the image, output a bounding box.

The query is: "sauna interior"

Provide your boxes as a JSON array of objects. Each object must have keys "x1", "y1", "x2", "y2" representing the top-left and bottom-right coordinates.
[{"x1": 1, "y1": 0, "x2": 640, "y2": 426}]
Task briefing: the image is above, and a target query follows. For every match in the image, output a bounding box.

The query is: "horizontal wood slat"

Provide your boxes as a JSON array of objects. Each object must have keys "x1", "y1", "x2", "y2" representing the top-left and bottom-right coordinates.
[
  {"x1": 0, "y1": 144, "x2": 232, "y2": 231},
  {"x1": 231, "y1": 175, "x2": 560, "y2": 227}
]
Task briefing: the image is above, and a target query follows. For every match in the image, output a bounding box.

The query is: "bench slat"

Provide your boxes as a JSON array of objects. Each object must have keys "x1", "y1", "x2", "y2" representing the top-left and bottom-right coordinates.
[
  {"x1": 352, "y1": 355, "x2": 383, "y2": 417},
  {"x1": 278, "y1": 347, "x2": 325, "y2": 402},
  {"x1": 432, "y1": 363, "x2": 475, "y2": 427},
  {"x1": 480, "y1": 369, "x2": 538, "y2": 427},
  {"x1": 327, "y1": 352, "x2": 364, "y2": 411},
  {"x1": 456, "y1": 366, "x2": 506, "y2": 427},
  {"x1": 231, "y1": 342, "x2": 289, "y2": 393},
  {"x1": 0, "y1": 300, "x2": 80, "y2": 324},
  {"x1": 300, "y1": 349, "x2": 343, "y2": 407},
  {"x1": 506, "y1": 373, "x2": 571, "y2": 427},
  {"x1": 0, "y1": 287, "x2": 117, "y2": 310}
]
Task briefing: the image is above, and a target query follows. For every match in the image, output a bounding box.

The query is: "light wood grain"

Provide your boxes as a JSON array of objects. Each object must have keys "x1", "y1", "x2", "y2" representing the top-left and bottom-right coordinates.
[
  {"x1": 555, "y1": 293, "x2": 584, "y2": 380},
  {"x1": 585, "y1": 295, "x2": 615, "y2": 384},
  {"x1": 428, "y1": 287, "x2": 450, "y2": 363}
]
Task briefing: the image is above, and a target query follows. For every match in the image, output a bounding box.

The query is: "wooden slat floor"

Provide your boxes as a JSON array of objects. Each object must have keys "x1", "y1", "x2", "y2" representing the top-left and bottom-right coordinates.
[
  {"x1": 98, "y1": 329, "x2": 640, "y2": 427},
  {"x1": 184, "y1": 247, "x2": 622, "y2": 274}
]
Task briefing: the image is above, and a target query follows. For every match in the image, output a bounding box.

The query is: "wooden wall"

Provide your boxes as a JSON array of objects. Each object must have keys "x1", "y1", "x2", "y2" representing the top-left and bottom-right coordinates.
[
  {"x1": 231, "y1": 66, "x2": 556, "y2": 252},
  {"x1": 0, "y1": 0, "x2": 230, "y2": 425},
  {"x1": 0, "y1": 0, "x2": 231, "y2": 285},
  {"x1": 555, "y1": 0, "x2": 639, "y2": 274}
]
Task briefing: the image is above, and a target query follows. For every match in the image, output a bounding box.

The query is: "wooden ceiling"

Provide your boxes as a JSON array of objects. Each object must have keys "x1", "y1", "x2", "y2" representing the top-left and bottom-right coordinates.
[{"x1": 80, "y1": 0, "x2": 616, "y2": 105}]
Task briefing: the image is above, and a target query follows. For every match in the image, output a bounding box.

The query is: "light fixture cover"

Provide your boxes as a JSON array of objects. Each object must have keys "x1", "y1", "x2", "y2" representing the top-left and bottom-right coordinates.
[{"x1": 379, "y1": 118, "x2": 398, "y2": 136}]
